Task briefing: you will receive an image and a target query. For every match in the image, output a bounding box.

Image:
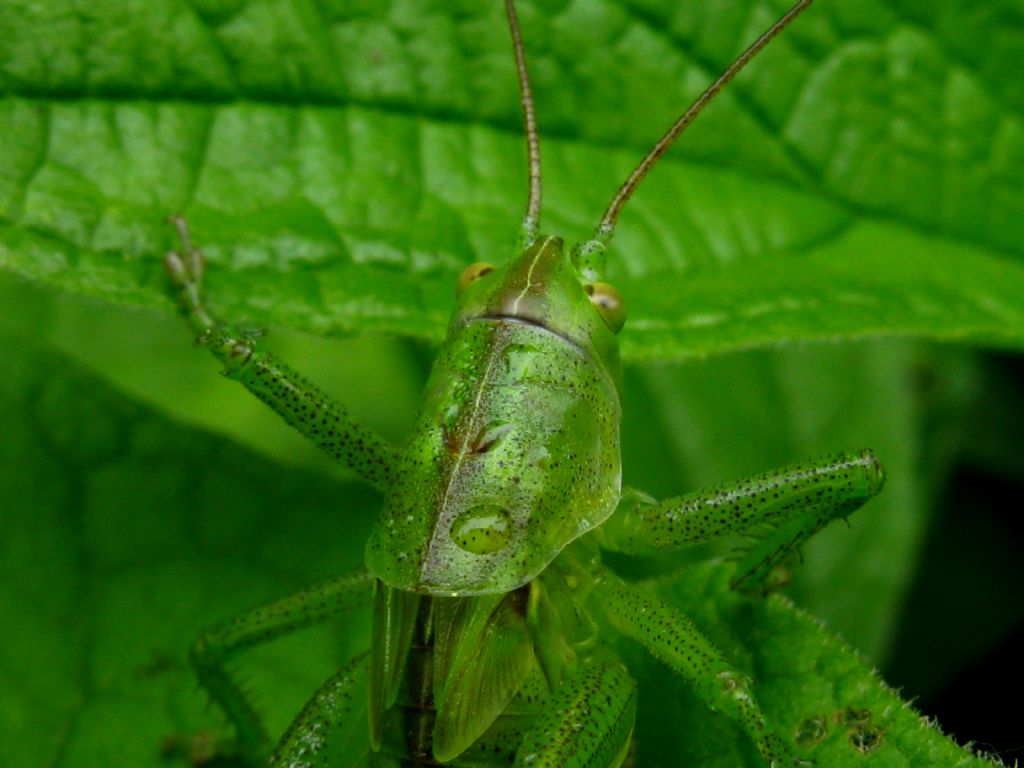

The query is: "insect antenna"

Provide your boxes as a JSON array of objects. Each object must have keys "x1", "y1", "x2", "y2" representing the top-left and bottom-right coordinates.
[
  {"x1": 575, "y1": 0, "x2": 813, "y2": 273},
  {"x1": 505, "y1": 0, "x2": 543, "y2": 246}
]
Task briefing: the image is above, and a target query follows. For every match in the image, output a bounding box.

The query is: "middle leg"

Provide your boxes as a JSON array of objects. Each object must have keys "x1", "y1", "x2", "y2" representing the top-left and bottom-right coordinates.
[
  {"x1": 597, "y1": 450, "x2": 884, "y2": 589},
  {"x1": 189, "y1": 569, "x2": 375, "y2": 761}
]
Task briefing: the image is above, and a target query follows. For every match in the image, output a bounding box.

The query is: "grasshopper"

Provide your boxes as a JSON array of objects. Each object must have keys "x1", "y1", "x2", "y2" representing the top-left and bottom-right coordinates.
[{"x1": 165, "y1": 1, "x2": 883, "y2": 765}]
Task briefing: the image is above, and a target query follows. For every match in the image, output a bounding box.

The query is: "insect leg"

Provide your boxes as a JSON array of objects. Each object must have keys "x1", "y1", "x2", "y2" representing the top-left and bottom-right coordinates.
[
  {"x1": 595, "y1": 576, "x2": 804, "y2": 768},
  {"x1": 513, "y1": 661, "x2": 637, "y2": 768},
  {"x1": 597, "y1": 450, "x2": 884, "y2": 589},
  {"x1": 267, "y1": 653, "x2": 371, "y2": 768},
  {"x1": 165, "y1": 215, "x2": 397, "y2": 491},
  {"x1": 188, "y1": 569, "x2": 374, "y2": 762}
]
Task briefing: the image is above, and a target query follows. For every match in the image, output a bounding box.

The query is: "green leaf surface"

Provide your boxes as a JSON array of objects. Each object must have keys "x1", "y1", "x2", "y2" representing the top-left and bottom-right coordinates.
[
  {"x1": 0, "y1": 331, "x2": 997, "y2": 768},
  {"x1": 2, "y1": 0, "x2": 1024, "y2": 360},
  {"x1": 0, "y1": 0, "x2": 1021, "y2": 765},
  {"x1": 628, "y1": 561, "x2": 999, "y2": 767},
  {"x1": 0, "y1": 330, "x2": 377, "y2": 768}
]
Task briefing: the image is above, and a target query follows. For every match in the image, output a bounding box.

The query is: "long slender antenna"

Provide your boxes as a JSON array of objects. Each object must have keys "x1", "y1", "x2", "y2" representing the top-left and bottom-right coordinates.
[
  {"x1": 504, "y1": 0, "x2": 543, "y2": 245},
  {"x1": 590, "y1": 0, "x2": 813, "y2": 248}
]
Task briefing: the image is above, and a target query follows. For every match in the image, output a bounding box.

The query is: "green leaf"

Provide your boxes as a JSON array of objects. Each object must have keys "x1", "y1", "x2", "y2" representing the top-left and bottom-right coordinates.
[
  {"x1": 0, "y1": 330, "x2": 376, "y2": 767},
  {"x1": 629, "y1": 560, "x2": 1000, "y2": 767},
  {"x1": 0, "y1": 331, "x2": 996, "y2": 768},
  {"x1": 2, "y1": 0, "x2": 1024, "y2": 359},
  {"x1": 0, "y1": 0, "x2": 1019, "y2": 764}
]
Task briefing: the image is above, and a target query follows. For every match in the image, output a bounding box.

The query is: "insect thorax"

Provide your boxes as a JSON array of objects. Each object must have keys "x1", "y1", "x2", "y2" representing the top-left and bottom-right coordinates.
[{"x1": 365, "y1": 315, "x2": 622, "y2": 597}]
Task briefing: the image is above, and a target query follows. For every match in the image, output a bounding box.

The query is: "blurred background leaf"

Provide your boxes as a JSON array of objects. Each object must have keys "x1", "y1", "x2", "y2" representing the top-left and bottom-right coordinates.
[
  {"x1": 1, "y1": 0, "x2": 1022, "y2": 765},
  {"x1": 0, "y1": 329, "x2": 1005, "y2": 767}
]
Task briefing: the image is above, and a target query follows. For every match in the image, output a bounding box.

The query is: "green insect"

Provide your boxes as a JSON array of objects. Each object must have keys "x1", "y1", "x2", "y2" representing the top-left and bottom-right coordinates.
[{"x1": 164, "y1": 1, "x2": 883, "y2": 765}]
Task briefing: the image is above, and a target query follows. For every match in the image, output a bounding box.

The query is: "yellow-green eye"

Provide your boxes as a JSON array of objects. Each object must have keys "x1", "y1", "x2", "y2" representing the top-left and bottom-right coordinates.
[
  {"x1": 585, "y1": 282, "x2": 626, "y2": 333},
  {"x1": 456, "y1": 262, "x2": 495, "y2": 295}
]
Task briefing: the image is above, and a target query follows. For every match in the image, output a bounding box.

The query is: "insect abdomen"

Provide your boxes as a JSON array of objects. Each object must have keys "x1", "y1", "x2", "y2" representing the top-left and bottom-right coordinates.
[{"x1": 371, "y1": 588, "x2": 546, "y2": 766}]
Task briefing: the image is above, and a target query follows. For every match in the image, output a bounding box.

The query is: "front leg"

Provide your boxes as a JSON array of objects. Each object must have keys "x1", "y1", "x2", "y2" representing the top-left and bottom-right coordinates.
[
  {"x1": 165, "y1": 216, "x2": 397, "y2": 491},
  {"x1": 597, "y1": 451, "x2": 884, "y2": 589}
]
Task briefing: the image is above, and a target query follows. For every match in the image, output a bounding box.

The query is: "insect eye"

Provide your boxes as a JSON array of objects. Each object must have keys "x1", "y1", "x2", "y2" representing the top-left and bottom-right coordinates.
[
  {"x1": 456, "y1": 262, "x2": 495, "y2": 295},
  {"x1": 585, "y1": 282, "x2": 626, "y2": 333}
]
